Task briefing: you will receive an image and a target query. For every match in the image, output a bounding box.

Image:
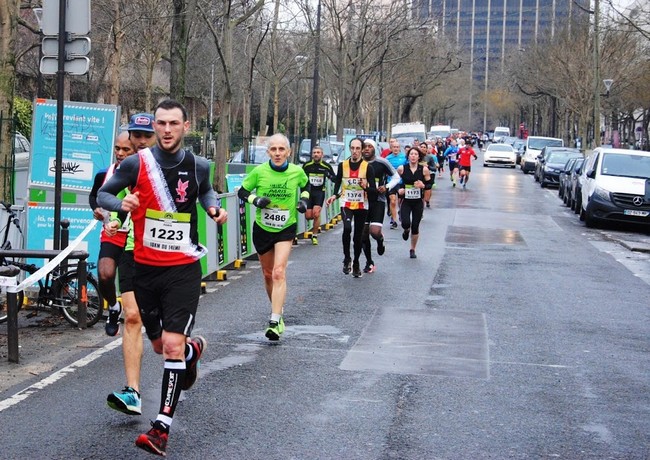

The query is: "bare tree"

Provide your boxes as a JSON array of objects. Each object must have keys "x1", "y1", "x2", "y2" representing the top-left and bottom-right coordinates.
[
  {"x1": 199, "y1": 0, "x2": 265, "y2": 192},
  {"x1": 0, "y1": 0, "x2": 19, "y2": 201},
  {"x1": 170, "y1": 0, "x2": 199, "y2": 101}
]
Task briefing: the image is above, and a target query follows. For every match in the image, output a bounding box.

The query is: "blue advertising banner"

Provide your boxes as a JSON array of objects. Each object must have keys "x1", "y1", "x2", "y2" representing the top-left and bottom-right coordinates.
[
  {"x1": 25, "y1": 204, "x2": 101, "y2": 271},
  {"x1": 225, "y1": 173, "x2": 247, "y2": 192},
  {"x1": 30, "y1": 99, "x2": 119, "y2": 192}
]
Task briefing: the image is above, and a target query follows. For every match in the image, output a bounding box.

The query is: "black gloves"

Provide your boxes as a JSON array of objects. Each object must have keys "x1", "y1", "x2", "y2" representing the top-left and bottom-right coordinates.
[
  {"x1": 252, "y1": 196, "x2": 271, "y2": 208},
  {"x1": 297, "y1": 198, "x2": 309, "y2": 214}
]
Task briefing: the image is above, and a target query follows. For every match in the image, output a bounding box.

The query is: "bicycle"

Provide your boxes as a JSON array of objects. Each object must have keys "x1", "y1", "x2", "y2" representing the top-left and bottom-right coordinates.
[{"x1": 0, "y1": 201, "x2": 104, "y2": 327}]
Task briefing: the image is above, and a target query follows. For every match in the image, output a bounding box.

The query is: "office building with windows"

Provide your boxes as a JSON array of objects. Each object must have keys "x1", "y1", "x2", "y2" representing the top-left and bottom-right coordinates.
[
  {"x1": 412, "y1": 0, "x2": 590, "y2": 129},
  {"x1": 414, "y1": 0, "x2": 589, "y2": 80}
]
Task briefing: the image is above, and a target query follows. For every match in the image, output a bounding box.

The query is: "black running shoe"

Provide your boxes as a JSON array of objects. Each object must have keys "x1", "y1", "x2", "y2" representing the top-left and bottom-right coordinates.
[
  {"x1": 352, "y1": 262, "x2": 362, "y2": 278},
  {"x1": 363, "y1": 262, "x2": 375, "y2": 273},
  {"x1": 182, "y1": 336, "x2": 207, "y2": 391},
  {"x1": 105, "y1": 302, "x2": 122, "y2": 337},
  {"x1": 410, "y1": 249, "x2": 417, "y2": 259},
  {"x1": 402, "y1": 229, "x2": 410, "y2": 241},
  {"x1": 377, "y1": 238, "x2": 385, "y2": 256},
  {"x1": 342, "y1": 259, "x2": 352, "y2": 275}
]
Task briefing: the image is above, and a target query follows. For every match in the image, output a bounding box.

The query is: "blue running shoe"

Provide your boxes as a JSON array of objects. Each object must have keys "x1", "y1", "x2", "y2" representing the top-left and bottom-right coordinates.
[{"x1": 107, "y1": 386, "x2": 141, "y2": 415}]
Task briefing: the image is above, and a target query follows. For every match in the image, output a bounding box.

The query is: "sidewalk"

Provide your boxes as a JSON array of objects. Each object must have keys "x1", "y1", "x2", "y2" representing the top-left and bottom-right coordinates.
[
  {"x1": 0, "y1": 307, "x2": 108, "y2": 394},
  {"x1": 603, "y1": 230, "x2": 650, "y2": 253}
]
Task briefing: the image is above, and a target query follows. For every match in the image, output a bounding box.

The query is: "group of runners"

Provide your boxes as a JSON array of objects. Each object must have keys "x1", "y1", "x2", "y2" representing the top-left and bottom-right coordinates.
[{"x1": 89, "y1": 111, "x2": 479, "y2": 456}]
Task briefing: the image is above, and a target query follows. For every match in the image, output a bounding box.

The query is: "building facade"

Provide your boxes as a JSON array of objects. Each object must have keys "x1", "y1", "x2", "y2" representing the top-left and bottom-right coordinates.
[
  {"x1": 412, "y1": 0, "x2": 589, "y2": 130},
  {"x1": 415, "y1": 0, "x2": 589, "y2": 78}
]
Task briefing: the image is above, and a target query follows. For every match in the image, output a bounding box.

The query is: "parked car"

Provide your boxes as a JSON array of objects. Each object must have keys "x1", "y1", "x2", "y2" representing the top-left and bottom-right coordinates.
[
  {"x1": 229, "y1": 145, "x2": 269, "y2": 164},
  {"x1": 298, "y1": 139, "x2": 336, "y2": 164},
  {"x1": 536, "y1": 147, "x2": 582, "y2": 188},
  {"x1": 521, "y1": 136, "x2": 564, "y2": 174},
  {"x1": 13, "y1": 132, "x2": 30, "y2": 169},
  {"x1": 483, "y1": 143, "x2": 516, "y2": 168},
  {"x1": 558, "y1": 157, "x2": 578, "y2": 200},
  {"x1": 500, "y1": 136, "x2": 518, "y2": 146},
  {"x1": 512, "y1": 139, "x2": 525, "y2": 164},
  {"x1": 569, "y1": 158, "x2": 586, "y2": 213},
  {"x1": 329, "y1": 141, "x2": 344, "y2": 163},
  {"x1": 580, "y1": 148, "x2": 650, "y2": 228}
]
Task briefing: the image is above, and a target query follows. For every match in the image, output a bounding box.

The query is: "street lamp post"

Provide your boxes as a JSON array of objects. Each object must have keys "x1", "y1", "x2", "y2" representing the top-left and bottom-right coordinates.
[
  {"x1": 309, "y1": 0, "x2": 322, "y2": 150},
  {"x1": 603, "y1": 78, "x2": 615, "y2": 146},
  {"x1": 593, "y1": 0, "x2": 601, "y2": 148}
]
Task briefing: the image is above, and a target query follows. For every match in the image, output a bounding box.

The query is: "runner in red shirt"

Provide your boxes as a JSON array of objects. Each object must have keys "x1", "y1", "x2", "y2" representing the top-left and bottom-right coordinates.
[{"x1": 457, "y1": 139, "x2": 478, "y2": 189}]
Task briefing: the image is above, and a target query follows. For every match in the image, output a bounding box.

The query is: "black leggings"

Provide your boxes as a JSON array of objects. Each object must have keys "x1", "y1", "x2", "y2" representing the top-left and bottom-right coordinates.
[
  {"x1": 400, "y1": 199, "x2": 424, "y2": 235},
  {"x1": 341, "y1": 207, "x2": 368, "y2": 263}
]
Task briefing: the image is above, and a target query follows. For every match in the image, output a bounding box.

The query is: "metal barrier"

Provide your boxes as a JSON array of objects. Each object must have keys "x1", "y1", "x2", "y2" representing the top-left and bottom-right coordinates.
[
  {"x1": 2, "y1": 182, "x2": 342, "y2": 361},
  {"x1": 2, "y1": 220, "x2": 96, "y2": 363},
  {"x1": 203, "y1": 186, "x2": 341, "y2": 276}
]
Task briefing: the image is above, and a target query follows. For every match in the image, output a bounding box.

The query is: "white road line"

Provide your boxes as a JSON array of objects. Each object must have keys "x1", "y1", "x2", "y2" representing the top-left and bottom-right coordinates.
[{"x1": 0, "y1": 339, "x2": 122, "y2": 413}]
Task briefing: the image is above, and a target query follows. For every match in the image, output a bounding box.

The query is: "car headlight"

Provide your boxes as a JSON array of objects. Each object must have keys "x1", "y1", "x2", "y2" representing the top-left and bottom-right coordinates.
[{"x1": 593, "y1": 185, "x2": 612, "y2": 202}]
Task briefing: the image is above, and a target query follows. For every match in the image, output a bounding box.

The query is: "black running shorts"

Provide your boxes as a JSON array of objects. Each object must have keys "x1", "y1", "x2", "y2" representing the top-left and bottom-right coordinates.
[
  {"x1": 134, "y1": 260, "x2": 202, "y2": 340},
  {"x1": 118, "y1": 250, "x2": 135, "y2": 293},
  {"x1": 98, "y1": 241, "x2": 124, "y2": 263},
  {"x1": 308, "y1": 189, "x2": 326, "y2": 208},
  {"x1": 252, "y1": 222, "x2": 297, "y2": 255},
  {"x1": 366, "y1": 201, "x2": 386, "y2": 225}
]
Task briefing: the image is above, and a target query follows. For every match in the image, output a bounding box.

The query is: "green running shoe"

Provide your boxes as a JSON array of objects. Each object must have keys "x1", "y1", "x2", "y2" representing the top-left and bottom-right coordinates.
[{"x1": 265, "y1": 317, "x2": 285, "y2": 341}]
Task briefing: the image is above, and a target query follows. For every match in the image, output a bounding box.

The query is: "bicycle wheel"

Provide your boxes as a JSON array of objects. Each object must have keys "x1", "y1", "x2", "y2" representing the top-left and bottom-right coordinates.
[
  {"x1": 0, "y1": 288, "x2": 25, "y2": 324},
  {"x1": 56, "y1": 272, "x2": 103, "y2": 327}
]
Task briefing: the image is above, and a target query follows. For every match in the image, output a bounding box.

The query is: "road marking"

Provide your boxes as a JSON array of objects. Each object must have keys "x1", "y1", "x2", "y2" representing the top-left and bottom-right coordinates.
[{"x1": 0, "y1": 339, "x2": 122, "y2": 413}]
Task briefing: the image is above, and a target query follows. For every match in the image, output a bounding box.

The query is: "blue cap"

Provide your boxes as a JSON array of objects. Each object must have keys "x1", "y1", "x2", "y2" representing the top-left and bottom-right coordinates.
[{"x1": 128, "y1": 113, "x2": 154, "y2": 132}]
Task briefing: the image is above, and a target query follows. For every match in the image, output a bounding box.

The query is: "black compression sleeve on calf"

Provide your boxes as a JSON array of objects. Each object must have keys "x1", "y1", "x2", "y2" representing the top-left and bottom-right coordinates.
[{"x1": 159, "y1": 359, "x2": 185, "y2": 421}]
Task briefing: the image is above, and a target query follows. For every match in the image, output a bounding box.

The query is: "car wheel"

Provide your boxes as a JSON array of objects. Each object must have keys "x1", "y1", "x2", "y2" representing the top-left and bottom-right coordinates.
[
  {"x1": 510, "y1": 165, "x2": 515, "y2": 169},
  {"x1": 579, "y1": 202, "x2": 586, "y2": 221},
  {"x1": 574, "y1": 193, "x2": 581, "y2": 215},
  {"x1": 558, "y1": 187, "x2": 563, "y2": 198},
  {"x1": 584, "y1": 201, "x2": 598, "y2": 228}
]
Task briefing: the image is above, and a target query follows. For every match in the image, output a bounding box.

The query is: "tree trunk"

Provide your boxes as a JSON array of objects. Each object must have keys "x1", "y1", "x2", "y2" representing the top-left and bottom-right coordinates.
[
  {"x1": 170, "y1": 0, "x2": 197, "y2": 101},
  {"x1": 258, "y1": 79, "x2": 270, "y2": 136},
  {"x1": 213, "y1": 17, "x2": 233, "y2": 194},
  {"x1": 272, "y1": 77, "x2": 280, "y2": 135},
  {"x1": 0, "y1": 0, "x2": 18, "y2": 202},
  {"x1": 106, "y1": 0, "x2": 124, "y2": 105}
]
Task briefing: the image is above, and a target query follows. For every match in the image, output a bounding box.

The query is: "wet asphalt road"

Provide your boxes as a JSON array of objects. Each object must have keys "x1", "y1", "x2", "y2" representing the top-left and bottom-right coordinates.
[{"x1": 1, "y1": 157, "x2": 649, "y2": 459}]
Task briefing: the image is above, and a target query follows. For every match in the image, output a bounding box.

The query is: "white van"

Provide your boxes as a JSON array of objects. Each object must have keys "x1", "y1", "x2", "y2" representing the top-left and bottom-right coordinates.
[
  {"x1": 580, "y1": 147, "x2": 650, "y2": 228},
  {"x1": 391, "y1": 122, "x2": 427, "y2": 151},
  {"x1": 521, "y1": 136, "x2": 563, "y2": 174},
  {"x1": 493, "y1": 126, "x2": 510, "y2": 143},
  {"x1": 429, "y1": 124, "x2": 451, "y2": 140}
]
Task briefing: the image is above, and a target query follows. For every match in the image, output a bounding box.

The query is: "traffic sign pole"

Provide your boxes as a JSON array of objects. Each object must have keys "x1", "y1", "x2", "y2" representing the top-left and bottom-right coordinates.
[
  {"x1": 53, "y1": 0, "x2": 66, "y2": 250},
  {"x1": 39, "y1": 0, "x2": 91, "y2": 249}
]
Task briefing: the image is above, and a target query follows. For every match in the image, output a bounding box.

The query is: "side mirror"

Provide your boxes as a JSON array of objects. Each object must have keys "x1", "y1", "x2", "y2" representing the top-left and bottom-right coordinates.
[{"x1": 586, "y1": 168, "x2": 596, "y2": 179}]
